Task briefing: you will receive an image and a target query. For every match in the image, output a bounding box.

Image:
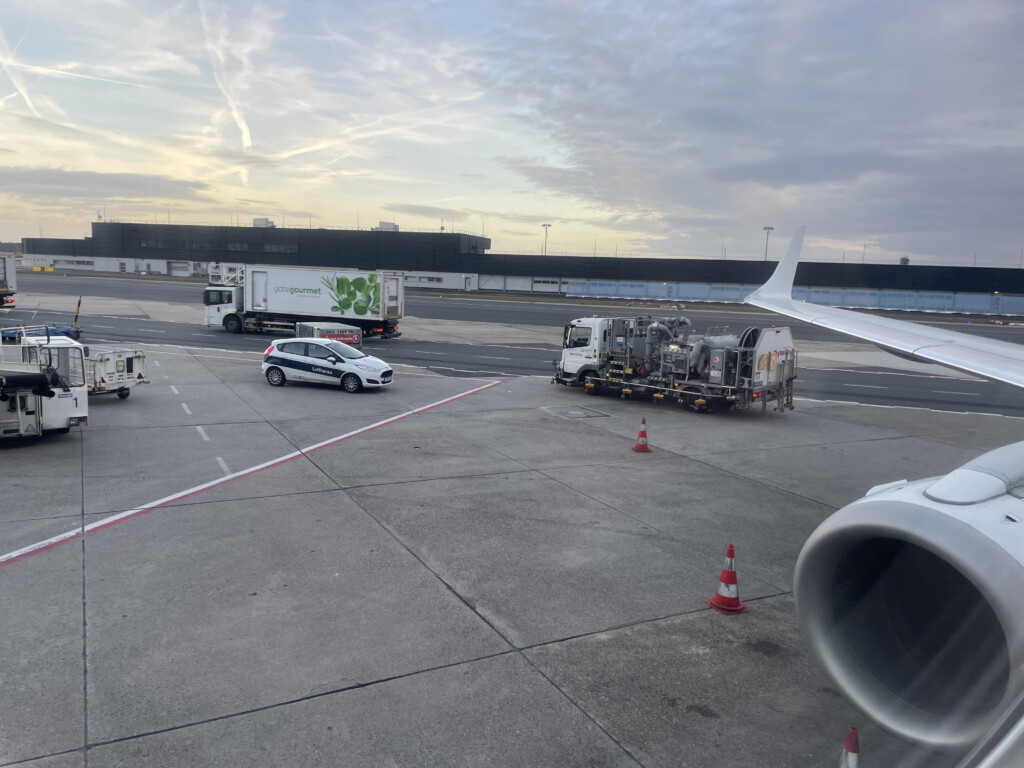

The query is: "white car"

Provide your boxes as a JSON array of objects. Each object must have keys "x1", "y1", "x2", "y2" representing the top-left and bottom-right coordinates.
[{"x1": 262, "y1": 338, "x2": 393, "y2": 392}]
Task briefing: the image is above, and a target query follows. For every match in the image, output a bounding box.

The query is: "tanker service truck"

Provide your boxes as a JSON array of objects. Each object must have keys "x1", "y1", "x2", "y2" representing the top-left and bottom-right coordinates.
[
  {"x1": 204, "y1": 264, "x2": 404, "y2": 338},
  {"x1": 553, "y1": 315, "x2": 797, "y2": 412}
]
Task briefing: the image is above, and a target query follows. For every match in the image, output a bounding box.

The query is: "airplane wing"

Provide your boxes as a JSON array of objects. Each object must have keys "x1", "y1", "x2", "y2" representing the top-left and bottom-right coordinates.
[{"x1": 745, "y1": 226, "x2": 1024, "y2": 388}]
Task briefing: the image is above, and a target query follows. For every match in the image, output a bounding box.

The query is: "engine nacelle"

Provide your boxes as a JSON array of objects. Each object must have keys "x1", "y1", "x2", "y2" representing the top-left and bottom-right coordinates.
[{"x1": 795, "y1": 441, "x2": 1024, "y2": 749}]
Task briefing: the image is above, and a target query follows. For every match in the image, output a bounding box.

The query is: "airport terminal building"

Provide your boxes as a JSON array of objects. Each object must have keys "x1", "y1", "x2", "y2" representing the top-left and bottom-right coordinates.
[{"x1": 18, "y1": 220, "x2": 1024, "y2": 314}]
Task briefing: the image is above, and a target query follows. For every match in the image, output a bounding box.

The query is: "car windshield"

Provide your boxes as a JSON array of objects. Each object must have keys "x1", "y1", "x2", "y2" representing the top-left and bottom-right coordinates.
[{"x1": 323, "y1": 341, "x2": 366, "y2": 360}]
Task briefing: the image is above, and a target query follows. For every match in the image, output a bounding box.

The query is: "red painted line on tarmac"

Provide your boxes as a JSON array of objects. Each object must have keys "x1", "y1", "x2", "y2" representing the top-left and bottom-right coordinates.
[{"x1": 0, "y1": 380, "x2": 503, "y2": 569}]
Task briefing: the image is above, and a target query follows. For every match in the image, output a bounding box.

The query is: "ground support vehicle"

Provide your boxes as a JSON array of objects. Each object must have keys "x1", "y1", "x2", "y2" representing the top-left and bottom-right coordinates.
[
  {"x1": 0, "y1": 254, "x2": 15, "y2": 307},
  {"x1": 86, "y1": 348, "x2": 149, "y2": 399},
  {"x1": 0, "y1": 328, "x2": 88, "y2": 437},
  {"x1": 203, "y1": 263, "x2": 403, "y2": 339},
  {"x1": 295, "y1": 321, "x2": 363, "y2": 348},
  {"x1": 1, "y1": 322, "x2": 82, "y2": 342},
  {"x1": 553, "y1": 315, "x2": 797, "y2": 412},
  {"x1": 262, "y1": 337, "x2": 393, "y2": 392}
]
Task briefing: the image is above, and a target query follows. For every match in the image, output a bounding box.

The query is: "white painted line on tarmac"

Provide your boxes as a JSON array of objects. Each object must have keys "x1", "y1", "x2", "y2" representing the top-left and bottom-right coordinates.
[
  {"x1": 388, "y1": 365, "x2": 498, "y2": 381},
  {"x1": 402, "y1": 338, "x2": 557, "y2": 352},
  {"x1": 91, "y1": 325, "x2": 115, "y2": 329},
  {"x1": 933, "y1": 390, "x2": 980, "y2": 396},
  {"x1": 169, "y1": 385, "x2": 179, "y2": 395},
  {"x1": 424, "y1": 366, "x2": 525, "y2": 377},
  {"x1": 152, "y1": 360, "x2": 161, "y2": 367},
  {"x1": 196, "y1": 425, "x2": 210, "y2": 441},
  {"x1": 181, "y1": 403, "x2": 192, "y2": 415},
  {"x1": 414, "y1": 351, "x2": 444, "y2": 355},
  {"x1": 806, "y1": 365, "x2": 985, "y2": 382},
  {"x1": 478, "y1": 356, "x2": 511, "y2": 360},
  {"x1": 138, "y1": 328, "x2": 167, "y2": 333},
  {"x1": 0, "y1": 380, "x2": 504, "y2": 569},
  {"x1": 793, "y1": 396, "x2": 1024, "y2": 419},
  {"x1": 842, "y1": 383, "x2": 887, "y2": 389},
  {"x1": 191, "y1": 333, "x2": 220, "y2": 337},
  {"x1": 215, "y1": 457, "x2": 231, "y2": 475}
]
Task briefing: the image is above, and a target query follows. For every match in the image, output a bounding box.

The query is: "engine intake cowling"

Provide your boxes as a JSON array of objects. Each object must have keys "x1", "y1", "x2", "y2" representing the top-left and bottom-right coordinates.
[{"x1": 795, "y1": 442, "x2": 1024, "y2": 749}]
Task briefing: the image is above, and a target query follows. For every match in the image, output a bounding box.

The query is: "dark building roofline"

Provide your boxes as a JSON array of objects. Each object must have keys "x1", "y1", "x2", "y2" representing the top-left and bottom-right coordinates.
[{"x1": 19, "y1": 221, "x2": 1023, "y2": 295}]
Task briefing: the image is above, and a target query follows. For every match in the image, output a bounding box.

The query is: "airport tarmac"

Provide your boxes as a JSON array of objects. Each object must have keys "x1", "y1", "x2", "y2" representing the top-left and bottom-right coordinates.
[{"x1": 3, "y1": 302, "x2": 1019, "y2": 766}]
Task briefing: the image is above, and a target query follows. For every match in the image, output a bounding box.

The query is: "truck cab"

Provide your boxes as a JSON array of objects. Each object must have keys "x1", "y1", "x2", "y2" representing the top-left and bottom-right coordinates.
[
  {"x1": 203, "y1": 285, "x2": 243, "y2": 330},
  {"x1": 557, "y1": 317, "x2": 607, "y2": 384}
]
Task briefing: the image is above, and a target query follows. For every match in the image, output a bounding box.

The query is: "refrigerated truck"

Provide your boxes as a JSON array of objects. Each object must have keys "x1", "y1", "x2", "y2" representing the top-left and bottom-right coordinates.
[
  {"x1": 1, "y1": 254, "x2": 16, "y2": 307},
  {"x1": 203, "y1": 264, "x2": 403, "y2": 338}
]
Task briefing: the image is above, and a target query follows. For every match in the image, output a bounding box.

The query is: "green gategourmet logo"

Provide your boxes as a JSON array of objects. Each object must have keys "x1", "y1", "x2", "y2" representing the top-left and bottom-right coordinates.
[
  {"x1": 274, "y1": 286, "x2": 322, "y2": 295},
  {"x1": 322, "y1": 273, "x2": 380, "y2": 316}
]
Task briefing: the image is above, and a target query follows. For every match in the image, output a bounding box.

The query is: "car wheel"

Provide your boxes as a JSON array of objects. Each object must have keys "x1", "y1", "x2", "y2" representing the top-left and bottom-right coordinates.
[
  {"x1": 117, "y1": 388, "x2": 131, "y2": 399},
  {"x1": 341, "y1": 373, "x2": 362, "y2": 393},
  {"x1": 266, "y1": 367, "x2": 287, "y2": 387},
  {"x1": 224, "y1": 315, "x2": 243, "y2": 334}
]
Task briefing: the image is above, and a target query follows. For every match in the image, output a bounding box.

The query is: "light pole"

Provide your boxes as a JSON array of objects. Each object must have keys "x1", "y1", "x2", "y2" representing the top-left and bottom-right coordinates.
[
  {"x1": 542, "y1": 223, "x2": 551, "y2": 256},
  {"x1": 762, "y1": 226, "x2": 774, "y2": 261}
]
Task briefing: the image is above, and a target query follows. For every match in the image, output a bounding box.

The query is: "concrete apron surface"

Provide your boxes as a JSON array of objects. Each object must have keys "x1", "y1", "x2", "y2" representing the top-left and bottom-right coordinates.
[{"x1": 2, "y1": 341, "x2": 1016, "y2": 767}]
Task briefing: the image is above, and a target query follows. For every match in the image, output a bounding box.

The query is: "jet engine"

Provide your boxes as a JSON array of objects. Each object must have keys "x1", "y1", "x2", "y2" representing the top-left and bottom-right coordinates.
[{"x1": 795, "y1": 441, "x2": 1024, "y2": 749}]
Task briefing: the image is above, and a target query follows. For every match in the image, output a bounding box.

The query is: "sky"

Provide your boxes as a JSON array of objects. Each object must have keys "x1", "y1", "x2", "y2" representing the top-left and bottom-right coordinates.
[{"x1": 0, "y1": 0, "x2": 1021, "y2": 265}]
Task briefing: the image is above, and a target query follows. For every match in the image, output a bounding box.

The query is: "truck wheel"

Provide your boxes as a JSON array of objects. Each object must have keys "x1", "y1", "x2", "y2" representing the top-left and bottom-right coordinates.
[
  {"x1": 341, "y1": 373, "x2": 362, "y2": 393},
  {"x1": 224, "y1": 315, "x2": 242, "y2": 334},
  {"x1": 266, "y1": 367, "x2": 287, "y2": 387},
  {"x1": 117, "y1": 388, "x2": 130, "y2": 400}
]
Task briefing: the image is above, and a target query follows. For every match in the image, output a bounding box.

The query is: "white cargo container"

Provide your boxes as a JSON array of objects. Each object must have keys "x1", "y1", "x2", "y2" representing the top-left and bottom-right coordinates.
[
  {"x1": 203, "y1": 264, "x2": 403, "y2": 338},
  {"x1": 295, "y1": 321, "x2": 363, "y2": 347},
  {"x1": 1, "y1": 254, "x2": 16, "y2": 307},
  {"x1": 85, "y1": 348, "x2": 149, "y2": 399}
]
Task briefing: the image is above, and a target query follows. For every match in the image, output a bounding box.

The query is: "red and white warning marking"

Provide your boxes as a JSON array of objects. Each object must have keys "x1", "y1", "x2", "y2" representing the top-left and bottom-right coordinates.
[
  {"x1": 0, "y1": 380, "x2": 502, "y2": 569},
  {"x1": 705, "y1": 542, "x2": 750, "y2": 615}
]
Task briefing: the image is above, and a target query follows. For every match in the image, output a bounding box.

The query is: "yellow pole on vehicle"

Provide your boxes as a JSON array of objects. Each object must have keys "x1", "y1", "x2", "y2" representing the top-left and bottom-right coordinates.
[{"x1": 73, "y1": 296, "x2": 82, "y2": 334}]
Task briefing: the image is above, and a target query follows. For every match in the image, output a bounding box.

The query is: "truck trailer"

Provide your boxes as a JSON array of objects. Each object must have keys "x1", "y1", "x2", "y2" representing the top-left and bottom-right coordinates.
[
  {"x1": 553, "y1": 315, "x2": 797, "y2": 412},
  {"x1": 1, "y1": 254, "x2": 16, "y2": 307},
  {"x1": 203, "y1": 264, "x2": 403, "y2": 338}
]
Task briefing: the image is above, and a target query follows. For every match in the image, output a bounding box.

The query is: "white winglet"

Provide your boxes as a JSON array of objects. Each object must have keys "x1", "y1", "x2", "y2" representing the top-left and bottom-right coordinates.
[
  {"x1": 744, "y1": 225, "x2": 1024, "y2": 388},
  {"x1": 748, "y1": 225, "x2": 806, "y2": 302}
]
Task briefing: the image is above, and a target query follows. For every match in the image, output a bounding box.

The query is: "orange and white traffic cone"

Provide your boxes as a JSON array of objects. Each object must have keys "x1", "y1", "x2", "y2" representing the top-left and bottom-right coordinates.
[
  {"x1": 837, "y1": 727, "x2": 859, "y2": 768},
  {"x1": 633, "y1": 417, "x2": 651, "y2": 453},
  {"x1": 705, "y1": 543, "x2": 750, "y2": 614}
]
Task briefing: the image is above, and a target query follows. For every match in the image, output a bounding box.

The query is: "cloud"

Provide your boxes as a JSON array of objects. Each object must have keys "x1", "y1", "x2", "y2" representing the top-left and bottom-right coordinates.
[
  {"x1": 0, "y1": 166, "x2": 213, "y2": 202},
  {"x1": 466, "y1": 0, "x2": 1024, "y2": 260},
  {"x1": 0, "y1": 0, "x2": 1021, "y2": 262},
  {"x1": 0, "y1": 26, "x2": 41, "y2": 117}
]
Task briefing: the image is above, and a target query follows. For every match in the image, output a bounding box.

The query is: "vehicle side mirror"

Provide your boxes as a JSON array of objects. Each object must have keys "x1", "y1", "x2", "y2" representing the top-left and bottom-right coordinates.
[
  {"x1": 327, "y1": 356, "x2": 338, "y2": 364},
  {"x1": 83, "y1": 346, "x2": 90, "y2": 357}
]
